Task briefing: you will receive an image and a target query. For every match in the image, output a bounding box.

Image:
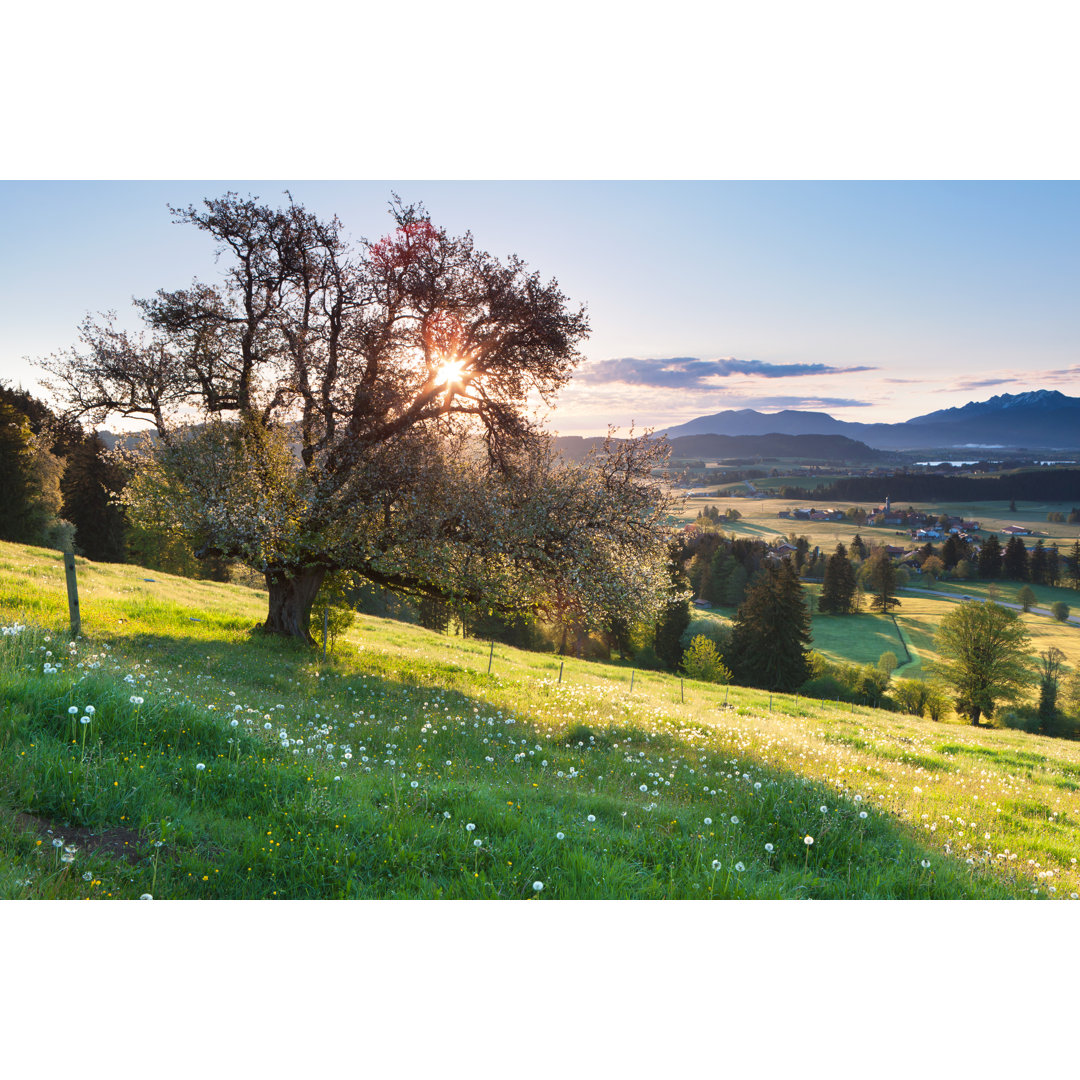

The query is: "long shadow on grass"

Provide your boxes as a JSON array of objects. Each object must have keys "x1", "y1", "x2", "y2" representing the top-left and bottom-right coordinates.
[{"x1": 0, "y1": 624, "x2": 1041, "y2": 901}]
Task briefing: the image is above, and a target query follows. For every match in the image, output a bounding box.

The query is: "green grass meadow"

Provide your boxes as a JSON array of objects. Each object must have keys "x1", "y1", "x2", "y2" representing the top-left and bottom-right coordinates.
[{"x1": 2, "y1": 539, "x2": 1079, "y2": 901}]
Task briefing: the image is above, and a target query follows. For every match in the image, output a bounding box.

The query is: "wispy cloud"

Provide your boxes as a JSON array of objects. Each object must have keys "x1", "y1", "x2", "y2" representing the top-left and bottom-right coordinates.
[
  {"x1": 942, "y1": 368, "x2": 1080, "y2": 395},
  {"x1": 945, "y1": 377, "x2": 1025, "y2": 393},
  {"x1": 577, "y1": 355, "x2": 875, "y2": 388},
  {"x1": 723, "y1": 395, "x2": 875, "y2": 410},
  {"x1": 1026, "y1": 365, "x2": 1080, "y2": 385}
]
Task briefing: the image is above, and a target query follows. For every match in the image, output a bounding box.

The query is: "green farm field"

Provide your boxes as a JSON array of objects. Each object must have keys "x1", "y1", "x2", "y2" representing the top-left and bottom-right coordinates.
[
  {"x1": 2, "y1": 539, "x2": 1080, "y2": 901},
  {"x1": 675, "y1": 494, "x2": 1080, "y2": 548},
  {"x1": 692, "y1": 585, "x2": 1080, "y2": 686}
]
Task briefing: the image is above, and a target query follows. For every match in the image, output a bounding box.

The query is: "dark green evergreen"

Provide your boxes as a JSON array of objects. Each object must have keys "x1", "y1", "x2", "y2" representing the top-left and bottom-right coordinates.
[
  {"x1": 0, "y1": 400, "x2": 42, "y2": 543},
  {"x1": 1003, "y1": 535, "x2": 1029, "y2": 581},
  {"x1": 1029, "y1": 539, "x2": 1047, "y2": 585},
  {"x1": 61, "y1": 433, "x2": 128, "y2": 562},
  {"x1": 729, "y1": 560, "x2": 812, "y2": 692},
  {"x1": 819, "y1": 543, "x2": 857, "y2": 614},
  {"x1": 977, "y1": 533, "x2": 1002, "y2": 578}
]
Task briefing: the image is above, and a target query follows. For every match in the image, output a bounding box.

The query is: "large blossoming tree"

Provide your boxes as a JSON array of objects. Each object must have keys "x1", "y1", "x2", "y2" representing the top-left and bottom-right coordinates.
[{"x1": 43, "y1": 193, "x2": 676, "y2": 642}]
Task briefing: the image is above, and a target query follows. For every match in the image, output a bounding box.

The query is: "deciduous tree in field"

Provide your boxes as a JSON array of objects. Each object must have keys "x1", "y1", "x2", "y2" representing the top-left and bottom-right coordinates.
[
  {"x1": 932, "y1": 601, "x2": 1033, "y2": 726},
  {"x1": 861, "y1": 548, "x2": 902, "y2": 613},
  {"x1": 920, "y1": 554, "x2": 945, "y2": 581},
  {"x1": 1037, "y1": 646, "x2": 1066, "y2": 732},
  {"x1": 43, "y1": 194, "x2": 676, "y2": 642}
]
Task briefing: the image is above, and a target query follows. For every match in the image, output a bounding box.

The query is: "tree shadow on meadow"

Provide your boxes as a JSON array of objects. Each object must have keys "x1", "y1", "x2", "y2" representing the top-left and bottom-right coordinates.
[{"x1": 75, "y1": 622, "x2": 1037, "y2": 899}]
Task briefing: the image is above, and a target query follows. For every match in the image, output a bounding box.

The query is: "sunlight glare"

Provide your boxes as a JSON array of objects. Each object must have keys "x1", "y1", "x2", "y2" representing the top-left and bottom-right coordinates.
[{"x1": 436, "y1": 357, "x2": 468, "y2": 387}]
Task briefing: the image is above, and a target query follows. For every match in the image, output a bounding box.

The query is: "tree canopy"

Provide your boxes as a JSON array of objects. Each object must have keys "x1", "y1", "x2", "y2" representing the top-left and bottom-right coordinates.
[
  {"x1": 932, "y1": 600, "x2": 1033, "y2": 726},
  {"x1": 44, "y1": 193, "x2": 676, "y2": 641}
]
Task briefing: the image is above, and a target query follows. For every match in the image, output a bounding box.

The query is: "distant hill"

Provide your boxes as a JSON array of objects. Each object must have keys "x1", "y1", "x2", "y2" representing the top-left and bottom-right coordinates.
[
  {"x1": 663, "y1": 432, "x2": 892, "y2": 462},
  {"x1": 552, "y1": 432, "x2": 892, "y2": 463},
  {"x1": 659, "y1": 390, "x2": 1080, "y2": 450}
]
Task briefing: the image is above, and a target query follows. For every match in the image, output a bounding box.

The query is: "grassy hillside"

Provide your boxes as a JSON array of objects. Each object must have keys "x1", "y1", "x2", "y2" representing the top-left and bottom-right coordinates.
[{"x1": 1, "y1": 540, "x2": 1078, "y2": 900}]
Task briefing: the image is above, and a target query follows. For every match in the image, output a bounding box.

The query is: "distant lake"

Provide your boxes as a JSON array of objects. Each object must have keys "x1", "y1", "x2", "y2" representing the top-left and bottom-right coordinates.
[{"x1": 914, "y1": 460, "x2": 1076, "y2": 467}]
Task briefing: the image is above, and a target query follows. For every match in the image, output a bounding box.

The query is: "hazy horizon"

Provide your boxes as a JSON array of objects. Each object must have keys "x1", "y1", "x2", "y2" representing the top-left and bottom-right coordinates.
[{"x1": 2, "y1": 181, "x2": 1077, "y2": 437}]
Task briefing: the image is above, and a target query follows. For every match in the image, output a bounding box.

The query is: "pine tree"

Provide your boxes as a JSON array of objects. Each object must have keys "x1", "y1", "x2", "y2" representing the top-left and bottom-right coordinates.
[
  {"x1": 977, "y1": 533, "x2": 1002, "y2": 578},
  {"x1": 61, "y1": 433, "x2": 128, "y2": 562},
  {"x1": 941, "y1": 532, "x2": 968, "y2": 570},
  {"x1": 1029, "y1": 539, "x2": 1047, "y2": 586},
  {"x1": 1068, "y1": 539, "x2": 1080, "y2": 590},
  {"x1": 850, "y1": 533, "x2": 867, "y2": 559},
  {"x1": 1046, "y1": 543, "x2": 1061, "y2": 586},
  {"x1": 654, "y1": 597, "x2": 690, "y2": 670},
  {"x1": 819, "y1": 543, "x2": 857, "y2": 614},
  {"x1": 1003, "y1": 535, "x2": 1029, "y2": 581},
  {"x1": 0, "y1": 400, "x2": 40, "y2": 543},
  {"x1": 707, "y1": 549, "x2": 733, "y2": 606},
  {"x1": 721, "y1": 562, "x2": 749, "y2": 607},
  {"x1": 729, "y1": 560, "x2": 812, "y2": 692}
]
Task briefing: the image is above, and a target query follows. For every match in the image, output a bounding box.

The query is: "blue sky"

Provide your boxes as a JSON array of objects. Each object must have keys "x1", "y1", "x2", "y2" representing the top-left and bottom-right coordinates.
[{"x1": 2, "y1": 180, "x2": 1077, "y2": 435}]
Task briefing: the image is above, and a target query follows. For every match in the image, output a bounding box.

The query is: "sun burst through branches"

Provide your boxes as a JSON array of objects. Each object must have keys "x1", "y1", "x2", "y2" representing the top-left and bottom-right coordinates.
[{"x1": 435, "y1": 357, "x2": 468, "y2": 387}]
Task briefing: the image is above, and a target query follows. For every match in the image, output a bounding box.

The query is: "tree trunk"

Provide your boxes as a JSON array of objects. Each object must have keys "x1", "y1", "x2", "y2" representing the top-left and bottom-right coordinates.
[
  {"x1": 263, "y1": 566, "x2": 328, "y2": 643},
  {"x1": 970, "y1": 706, "x2": 981, "y2": 727}
]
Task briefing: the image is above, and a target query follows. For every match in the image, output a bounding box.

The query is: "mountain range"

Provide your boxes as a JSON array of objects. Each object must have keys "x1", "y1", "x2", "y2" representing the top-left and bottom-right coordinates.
[{"x1": 657, "y1": 390, "x2": 1080, "y2": 451}]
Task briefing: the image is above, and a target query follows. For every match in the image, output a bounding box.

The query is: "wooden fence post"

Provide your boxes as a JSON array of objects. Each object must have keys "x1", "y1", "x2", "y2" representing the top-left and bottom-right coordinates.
[
  {"x1": 558, "y1": 660, "x2": 563, "y2": 684},
  {"x1": 680, "y1": 678, "x2": 684, "y2": 703},
  {"x1": 63, "y1": 551, "x2": 80, "y2": 637},
  {"x1": 487, "y1": 640, "x2": 494, "y2": 675},
  {"x1": 629, "y1": 669, "x2": 635, "y2": 692},
  {"x1": 322, "y1": 607, "x2": 328, "y2": 660}
]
